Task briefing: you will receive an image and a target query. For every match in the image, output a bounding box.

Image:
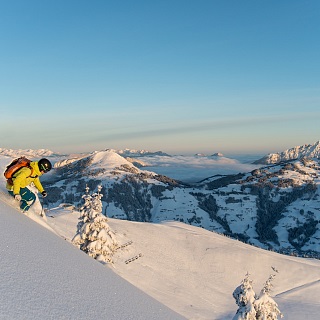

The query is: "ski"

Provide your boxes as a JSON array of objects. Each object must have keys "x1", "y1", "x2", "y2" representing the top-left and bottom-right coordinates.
[
  {"x1": 0, "y1": 190, "x2": 46, "y2": 219},
  {"x1": 0, "y1": 190, "x2": 28, "y2": 215}
]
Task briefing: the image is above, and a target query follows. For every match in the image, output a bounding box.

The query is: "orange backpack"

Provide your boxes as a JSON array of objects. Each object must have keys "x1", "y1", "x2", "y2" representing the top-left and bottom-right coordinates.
[{"x1": 4, "y1": 157, "x2": 33, "y2": 185}]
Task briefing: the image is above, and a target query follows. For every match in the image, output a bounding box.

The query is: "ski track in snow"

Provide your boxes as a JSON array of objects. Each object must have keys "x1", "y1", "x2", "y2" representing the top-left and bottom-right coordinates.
[{"x1": 276, "y1": 279, "x2": 320, "y2": 297}]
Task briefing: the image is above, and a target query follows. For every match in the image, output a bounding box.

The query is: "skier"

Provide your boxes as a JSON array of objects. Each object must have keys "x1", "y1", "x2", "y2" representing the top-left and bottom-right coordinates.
[{"x1": 6, "y1": 158, "x2": 52, "y2": 212}]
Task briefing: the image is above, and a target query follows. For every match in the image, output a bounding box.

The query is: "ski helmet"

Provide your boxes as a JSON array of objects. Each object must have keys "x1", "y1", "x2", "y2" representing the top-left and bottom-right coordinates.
[{"x1": 38, "y1": 158, "x2": 52, "y2": 173}]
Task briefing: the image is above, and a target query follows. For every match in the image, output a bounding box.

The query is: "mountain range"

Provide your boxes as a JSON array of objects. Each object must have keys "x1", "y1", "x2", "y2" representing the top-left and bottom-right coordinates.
[
  {"x1": 1, "y1": 141, "x2": 319, "y2": 259},
  {"x1": 254, "y1": 140, "x2": 320, "y2": 164}
]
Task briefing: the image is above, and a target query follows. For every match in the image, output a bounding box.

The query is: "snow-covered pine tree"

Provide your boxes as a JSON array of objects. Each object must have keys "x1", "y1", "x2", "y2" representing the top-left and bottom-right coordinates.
[
  {"x1": 72, "y1": 185, "x2": 118, "y2": 264},
  {"x1": 233, "y1": 272, "x2": 257, "y2": 320},
  {"x1": 255, "y1": 270, "x2": 283, "y2": 320},
  {"x1": 233, "y1": 268, "x2": 283, "y2": 320}
]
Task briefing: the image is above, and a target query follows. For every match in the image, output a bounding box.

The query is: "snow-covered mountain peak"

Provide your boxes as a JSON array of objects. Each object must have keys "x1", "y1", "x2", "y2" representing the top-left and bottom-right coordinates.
[
  {"x1": 54, "y1": 150, "x2": 134, "y2": 171},
  {"x1": 195, "y1": 152, "x2": 224, "y2": 157},
  {"x1": 91, "y1": 150, "x2": 134, "y2": 170},
  {"x1": 254, "y1": 140, "x2": 320, "y2": 164},
  {"x1": 210, "y1": 152, "x2": 224, "y2": 157}
]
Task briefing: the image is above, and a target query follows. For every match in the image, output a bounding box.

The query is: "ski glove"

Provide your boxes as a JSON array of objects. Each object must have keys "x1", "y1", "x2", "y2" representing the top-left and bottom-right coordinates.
[
  {"x1": 14, "y1": 194, "x2": 22, "y2": 202},
  {"x1": 41, "y1": 191, "x2": 47, "y2": 198}
]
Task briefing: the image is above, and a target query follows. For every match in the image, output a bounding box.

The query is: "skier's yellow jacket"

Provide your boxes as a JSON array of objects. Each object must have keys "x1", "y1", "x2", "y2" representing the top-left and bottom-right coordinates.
[{"x1": 6, "y1": 161, "x2": 45, "y2": 195}]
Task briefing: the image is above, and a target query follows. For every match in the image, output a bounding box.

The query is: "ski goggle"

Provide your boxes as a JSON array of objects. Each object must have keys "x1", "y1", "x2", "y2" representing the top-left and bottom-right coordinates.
[{"x1": 40, "y1": 164, "x2": 51, "y2": 173}]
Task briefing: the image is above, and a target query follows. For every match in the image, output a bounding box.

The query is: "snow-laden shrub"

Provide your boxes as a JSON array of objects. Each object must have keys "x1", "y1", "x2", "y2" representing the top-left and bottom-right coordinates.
[
  {"x1": 233, "y1": 269, "x2": 283, "y2": 320},
  {"x1": 72, "y1": 186, "x2": 118, "y2": 264}
]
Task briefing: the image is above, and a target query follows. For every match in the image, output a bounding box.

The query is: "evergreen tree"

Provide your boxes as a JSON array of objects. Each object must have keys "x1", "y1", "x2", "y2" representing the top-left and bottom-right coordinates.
[
  {"x1": 233, "y1": 272, "x2": 257, "y2": 320},
  {"x1": 72, "y1": 185, "x2": 118, "y2": 263},
  {"x1": 255, "y1": 271, "x2": 283, "y2": 320},
  {"x1": 233, "y1": 269, "x2": 283, "y2": 320}
]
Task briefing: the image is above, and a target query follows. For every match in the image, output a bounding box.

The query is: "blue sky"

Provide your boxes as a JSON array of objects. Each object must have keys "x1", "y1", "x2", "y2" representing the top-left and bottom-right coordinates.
[{"x1": 1, "y1": 0, "x2": 319, "y2": 155}]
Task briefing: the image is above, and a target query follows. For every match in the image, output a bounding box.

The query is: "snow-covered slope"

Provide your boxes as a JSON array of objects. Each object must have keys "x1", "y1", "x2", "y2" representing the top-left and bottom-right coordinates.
[
  {"x1": 254, "y1": 141, "x2": 320, "y2": 164},
  {"x1": 1, "y1": 194, "x2": 320, "y2": 319},
  {"x1": 0, "y1": 198, "x2": 184, "y2": 320}
]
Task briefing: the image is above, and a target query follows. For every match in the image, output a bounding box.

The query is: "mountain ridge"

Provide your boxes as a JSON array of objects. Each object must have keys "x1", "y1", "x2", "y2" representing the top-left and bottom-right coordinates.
[
  {"x1": 0, "y1": 148, "x2": 57, "y2": 158},
  {"x1": 254, "y1": 140, "x2": 320, "y2": 164}
]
